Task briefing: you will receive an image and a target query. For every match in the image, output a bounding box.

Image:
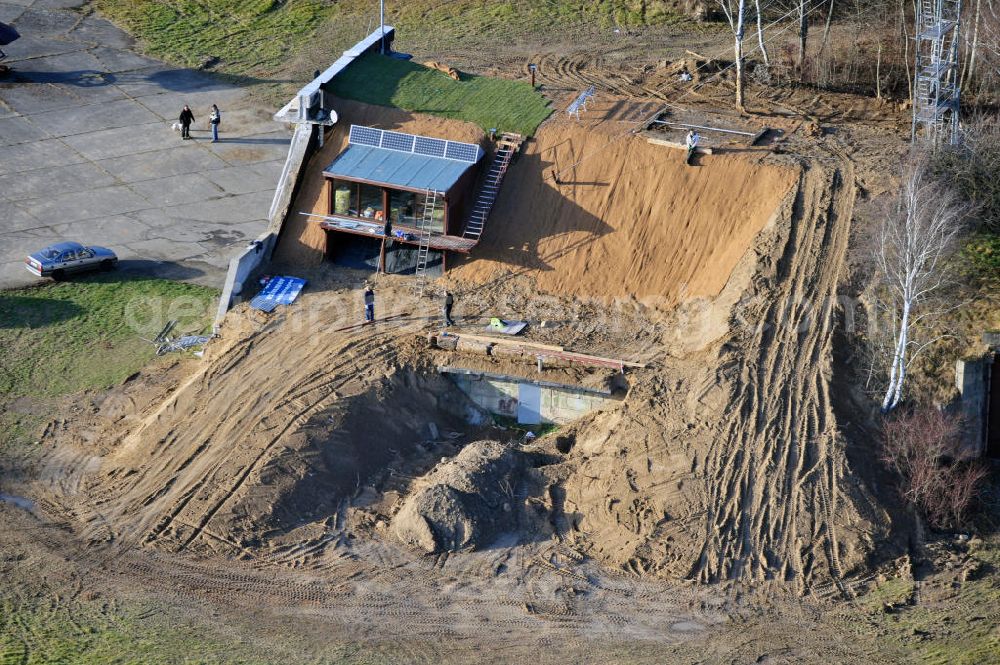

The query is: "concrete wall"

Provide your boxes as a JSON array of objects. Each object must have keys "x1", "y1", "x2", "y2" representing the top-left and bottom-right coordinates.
[
  {"x1": 214, "y1": 232, "x2": 277, "y2": 326},
  {"x1": 215, "y1": 122, "x2": 313, "y2": 325},
  {"x1": 266, "y1": 123, "x2": 315, "y2": 235},
  {"x1": 956, "y1": 357, "x2": 989, "y2": 457},
  {"x1": 442, "y1": 368, "x2": 619, "y2": 425}
]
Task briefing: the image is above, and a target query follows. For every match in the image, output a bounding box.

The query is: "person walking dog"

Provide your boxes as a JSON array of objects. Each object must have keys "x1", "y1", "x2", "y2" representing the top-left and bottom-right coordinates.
[
  {"x1": 209, "y1": 104, "x2": 221, "y2": 142},
  {"x1": 179, "y1": 105, "x2": 194, "y2": 140}
]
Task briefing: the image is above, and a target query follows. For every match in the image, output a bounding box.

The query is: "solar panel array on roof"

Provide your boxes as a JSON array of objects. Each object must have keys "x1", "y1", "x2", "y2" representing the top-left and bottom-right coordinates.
[
  {"x1": 349, "y1": 125, "x2": 381, "y2": 147},
  {"x1": 324, "y1": 145, "x2": 475, "y2": 193},
  {"x1": 445, "y1": 141, "x2": 479, "y2": 162},
  {"x1": 346, "y1": 125, "x2": 482, "y2": 163},
  {"x1": 381, "y1": 130, "x2": 415, "y2": 153},
  {"x1": 415, "y1": 136, "x2": 447, "y2": 157}
]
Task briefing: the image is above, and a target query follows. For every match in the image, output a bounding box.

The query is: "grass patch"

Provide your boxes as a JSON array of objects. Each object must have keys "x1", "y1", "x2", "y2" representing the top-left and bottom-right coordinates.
[
  {"x1": 0, "y1": 593, "x2": 272, "y2": 665},
  {"x1": 0, "y1": 274, "x2": 217, "y2": 398},
  {"x1": 92, "y1": 1, "x2": 693, "y2": 86},
  {"x1": 327, "y1": 54, "x2": 551, "y2": 136},
  {"x1": 93, "y1": 0, "x2": 334, "y2": 75},
  {"x1": 961, "y1": 232, "x2": 1000, "y2": 280},
  {"x1": 849, "y1": 536, "x2": 1000, "y2": 665}
]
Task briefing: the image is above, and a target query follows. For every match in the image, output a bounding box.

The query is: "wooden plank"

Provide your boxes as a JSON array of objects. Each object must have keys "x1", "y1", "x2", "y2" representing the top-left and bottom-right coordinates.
[
  {"x1": 545, "y1": 350, "x2": 647, "y2": 369},
  {"x1": 445, "y1": 332, "x2": 647, "y2": 368},
  {"x1": 446, "y1": 331, "x2": 565, "y2": 352}
]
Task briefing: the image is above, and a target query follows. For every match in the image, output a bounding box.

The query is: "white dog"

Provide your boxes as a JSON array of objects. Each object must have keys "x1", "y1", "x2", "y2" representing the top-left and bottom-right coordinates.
[{"x1": 171, "y1": 122, "x2": 182, "y2": 132}]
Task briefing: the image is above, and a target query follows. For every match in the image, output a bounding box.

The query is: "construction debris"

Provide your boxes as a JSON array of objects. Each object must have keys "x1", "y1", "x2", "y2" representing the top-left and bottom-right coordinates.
[
  {"x1": 249, "y1": 275, "x2": 307, "y2": 312},
  {"x1": 429, "y1": 331, "x2": 645, "y2": 371},
  {"x1": 487, "y1": 318, "x2": 528, "y2": 335},
  {"x1": 156, "y1": 335, "x2": 212, "y2": 356}
]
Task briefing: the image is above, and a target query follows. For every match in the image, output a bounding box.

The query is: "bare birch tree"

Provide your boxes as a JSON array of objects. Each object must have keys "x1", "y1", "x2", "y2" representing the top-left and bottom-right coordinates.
[
  {"x1": 755, "y1": 0, "x2": 770, "y2": 65},
  {"x1": 874, "y1": 158, "x2": 968, "y2": 412},
  {"x1": 719, "y1": 0, "x2": 748, "y2": 112}
]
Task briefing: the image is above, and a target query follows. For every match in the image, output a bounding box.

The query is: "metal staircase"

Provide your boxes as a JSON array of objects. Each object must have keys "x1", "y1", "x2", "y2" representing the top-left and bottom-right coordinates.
[
  {"x1": 463, "y1": 133, "x2": 523, "y2": 241},
  {"x1": 413, "y1": 189, "x2": 440, "y2": 294},
  {"x1": 912, "y1": 0, "x2": 961, "y2": 146}
]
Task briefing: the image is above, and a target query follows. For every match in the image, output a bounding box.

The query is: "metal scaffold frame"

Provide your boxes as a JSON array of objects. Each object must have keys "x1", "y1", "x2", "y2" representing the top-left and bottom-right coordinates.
[{"x1": 912, "y1": 0, "x2": 962, "y2": 146}]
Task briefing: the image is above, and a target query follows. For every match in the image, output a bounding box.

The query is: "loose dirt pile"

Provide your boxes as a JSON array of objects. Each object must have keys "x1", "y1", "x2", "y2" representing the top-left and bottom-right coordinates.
[
  {"x1": 393, "y1": 439, "x2": 531, "y2": 552},
  {"x1": 39, "y1": 285, "x2": 491, "y2": 553},
  {"x1": 450, "y1": 114, "x2": 798, "y2": 304},
  {"x1": 5, "y1": 78, "x2": 912, "y2": 662},
  {"x1": 275, "y1": 98, "x2": 485, "y2": 266}
]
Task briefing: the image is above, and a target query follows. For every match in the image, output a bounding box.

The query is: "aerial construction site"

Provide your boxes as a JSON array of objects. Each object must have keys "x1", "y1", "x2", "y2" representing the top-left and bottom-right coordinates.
[{"x1": 1, "y1": 1, "x2": 999, "y2": 663}]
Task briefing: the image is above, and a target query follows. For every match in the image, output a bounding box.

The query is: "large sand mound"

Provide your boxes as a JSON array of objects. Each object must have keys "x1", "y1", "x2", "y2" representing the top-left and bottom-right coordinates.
[{"x1": 451, "y1": 119, "x2": 797, "y2": 304}]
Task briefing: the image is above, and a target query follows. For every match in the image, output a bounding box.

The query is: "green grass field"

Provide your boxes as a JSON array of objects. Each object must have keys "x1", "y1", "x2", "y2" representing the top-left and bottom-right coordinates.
[
  {"x1": 0, "y1": 274, "x2": 216, "y2": 398},
  {"x1": 93, "y1": 0, "x2": 335, "y2": 75},
  {"x1": 0, "y1": 595, "x2": 270, "y2": 665},
  {"x1": 328, "y1": 54, "x2": 551, "y2": 136},
  {"x1": 93, "y1": 0, "x2": 687, "y2": 77}
]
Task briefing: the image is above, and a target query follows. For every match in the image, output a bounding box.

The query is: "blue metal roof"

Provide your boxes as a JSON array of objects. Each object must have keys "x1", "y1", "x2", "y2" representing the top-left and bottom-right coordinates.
[{"x1": 323, "y1": 144, "x2": 477, "y2": 193}]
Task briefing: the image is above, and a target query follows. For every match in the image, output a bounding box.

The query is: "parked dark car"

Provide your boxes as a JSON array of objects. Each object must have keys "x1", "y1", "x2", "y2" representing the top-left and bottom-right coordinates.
[{"x1": 25, "y1": 242, "x2": 118, "y2": 279}]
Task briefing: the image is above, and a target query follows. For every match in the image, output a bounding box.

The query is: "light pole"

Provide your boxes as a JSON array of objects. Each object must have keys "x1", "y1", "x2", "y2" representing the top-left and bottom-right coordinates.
[{"x1": 379, "y1": 0, "x2": 386, "y2": 53}]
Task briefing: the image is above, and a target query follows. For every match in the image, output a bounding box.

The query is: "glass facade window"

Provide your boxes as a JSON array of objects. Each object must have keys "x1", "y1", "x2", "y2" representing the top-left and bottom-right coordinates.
[
  {"x1": 358, "y1": 184, "x2": 383, "y2": 220},
  {"x1": 390, "y1": 190, "x2": 417, "y2": 226},
  {"x1": 328, "y1": 180, "x2": 443, "y2": 233}
]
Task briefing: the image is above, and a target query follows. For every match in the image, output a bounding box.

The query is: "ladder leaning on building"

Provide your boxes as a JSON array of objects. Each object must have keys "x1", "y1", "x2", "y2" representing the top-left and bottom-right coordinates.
[
  {"x1": 463, "y1": 133, "x2": 524, "y2": 242},
  {"x1": 413, "y1": 189, "x2": 441, "y2": 294}
]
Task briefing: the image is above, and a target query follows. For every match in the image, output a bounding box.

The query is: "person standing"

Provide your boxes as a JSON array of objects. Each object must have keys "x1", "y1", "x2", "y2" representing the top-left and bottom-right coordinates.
[
  {"x1": 443, "y1": 291, "x2": 455, "y2": 327},
  {"x1": 179, "y1": 105, "x2": 194, "y2": 140},
  {"x1": 209, "y1": 103, "x2": 221, "y2": 143},
  {"x1": 363, "y1": 285, "x2": 375, "y2": 323},
  {"x1": 684, "y1": 129, "x2": 700, "y2": 165}
]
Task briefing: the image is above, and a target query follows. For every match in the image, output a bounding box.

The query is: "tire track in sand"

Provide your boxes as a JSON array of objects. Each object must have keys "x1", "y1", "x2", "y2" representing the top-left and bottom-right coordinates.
[{"x1": 691, "y1": 152, "x2": 855, "y2": 588}]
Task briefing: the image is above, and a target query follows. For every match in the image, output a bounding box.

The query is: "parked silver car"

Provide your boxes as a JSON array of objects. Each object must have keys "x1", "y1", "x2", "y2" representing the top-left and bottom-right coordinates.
[{"x1": 25, "y1": 241, "x2": 118, "y2": 279}]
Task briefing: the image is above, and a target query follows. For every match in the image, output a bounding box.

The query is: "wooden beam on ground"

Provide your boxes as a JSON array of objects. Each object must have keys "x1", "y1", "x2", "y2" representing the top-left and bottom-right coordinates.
[
  {"x1": 440, "y1": 331, "x2": 647, "y2": 369},
  {"x1": 543, "y1": 350, "x2": 647, "y2": 369},
  {"x1": 444, "y1": 332, "x2": 564, "y2": 352},
  {"x1": 649, "y1": 119, "x2": 758, "y2": 137}
]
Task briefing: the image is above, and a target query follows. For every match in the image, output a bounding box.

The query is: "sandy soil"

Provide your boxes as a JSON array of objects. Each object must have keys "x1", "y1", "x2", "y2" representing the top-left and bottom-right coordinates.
[
  {"x1": 0, "y1": 29, "x2": 932, "y2": 662},
  {"x1": 451, "y1": 105, "x2": 798, "y2": 304},
  {"x1": 11, "y1": 112, "x2": 885, "y2": 640}
]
